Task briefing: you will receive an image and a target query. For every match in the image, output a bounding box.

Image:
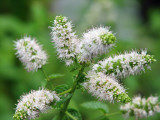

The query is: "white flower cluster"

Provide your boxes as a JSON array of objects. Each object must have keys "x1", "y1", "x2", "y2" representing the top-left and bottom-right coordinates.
[
  {"x1": 13, "y1": 89, "x2": 60, "y2": 120},
  {"x1": 92, "y1": 50, "x2": 156, "y2": 78},
  {"x1": 78, "y1": 27, "x2": 116, "y2": 63},
  {"x1": 120, "y1": 96, "x2": 160, "y2": 119},
  {"x1": 51, "y1": 16, "x2": 79, "y2": 66},
  {"x1": 15, "y1": 37, "x2": 47, "y2": 72},
  {"x1": 83, "y1": 72, "x2": 130, "y2": 103}
]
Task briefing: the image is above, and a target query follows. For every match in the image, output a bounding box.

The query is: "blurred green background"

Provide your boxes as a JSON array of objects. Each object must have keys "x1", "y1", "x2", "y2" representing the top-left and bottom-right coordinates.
[{"x1": 0, "y1": 0, "x2": 160, "y2": 120}]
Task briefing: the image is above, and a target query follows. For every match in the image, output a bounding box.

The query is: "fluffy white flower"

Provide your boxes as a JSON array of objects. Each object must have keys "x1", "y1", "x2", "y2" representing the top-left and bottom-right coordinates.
[
  {"x1": 147, "y1": 96, "x2": 159, "y2": 105},
  {"x1": 92, "y1": 50, "x2": 156, "y2": 78},
  {"x1": 15, "y1": 37, "x2": 47, "y2": 72},
  {"x1": 78, "y1": 27, "x2": 116, "y2": 63},
  {"x1": 132, "y1": 96, "x2": 142, "y2": 106},
  {"x1": 13, "y1": 89, "x2": 60, "y2": 120},
  {"x1": 83, "y1": 72, "x2": 130, "y2": 103},
  {"x1": 134, "y1": 108, "x2": 147, "y2": 118},
  {"x1": 50, "y1": 16, "x2": 79, "y2": 66},
  {"x1": 120, "y1": 96, "x2": 160, "y2": 119}
]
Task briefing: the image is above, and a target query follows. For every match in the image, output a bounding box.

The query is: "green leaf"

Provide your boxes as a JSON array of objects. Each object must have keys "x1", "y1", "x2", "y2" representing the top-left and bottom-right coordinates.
[
  {"x1": 95, "y1": 116, "x2": 109, "y2": 120},
  {"x1": 48, "y1": 74, "x2": 64, "y2": 79},
  {"x1": 52, "y1": 115, "x2": 59, "y2": 120},
  {"x1": 35, "y1": 109, "x2": 58, "y2": 120},
  {"x1": 54, "y1": 84, "x2": 70, "y2": 94},
  {"x1": 63, "y1": 109, "x2": 82, "y2": 120},
  {"x1": 81, "y1": 101, "x2": 109, "y2": 113}
]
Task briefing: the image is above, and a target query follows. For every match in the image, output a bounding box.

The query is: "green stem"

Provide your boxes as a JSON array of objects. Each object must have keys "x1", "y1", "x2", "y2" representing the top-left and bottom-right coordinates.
[
  {"x1": 58, "y1": 66, "x2": 85, "y2": 120},
  {"x1": 65, "y1": 111, "x2": 77, "y2": 120},
  {"x1": 58, "y1": 88, "x2": 72, "y2": 95},
  {"x1": 41, "y1": 68, "x2": 50, "y2": 81}
]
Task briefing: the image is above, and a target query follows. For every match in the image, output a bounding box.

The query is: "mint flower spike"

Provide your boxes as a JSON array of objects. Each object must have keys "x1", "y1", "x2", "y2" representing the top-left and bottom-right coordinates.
[
  {"x1": 120, "y1": 96, "x2": 160, "y2": 119},
  {"x1": 78, "y1": 26, "x2": 116, "y2": 63},
  {"x1": 83, "y1": 72, "x2": 130, "y2": 103},
  {"x1": 50, "y1": 15, "x2": 79, "y2": 66},
  {"x1": 14, "y1": 36, "x2": 48, "y2": 72},
  {"x1": 13, "y1": 89, "x2": 60, "y2": 120},
  {"x1": 92, "y1": 50, "x2": 156, "y2": 78}
]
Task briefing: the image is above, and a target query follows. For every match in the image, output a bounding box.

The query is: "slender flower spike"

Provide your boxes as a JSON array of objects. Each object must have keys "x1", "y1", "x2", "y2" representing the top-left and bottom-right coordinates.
[
  {"x1": 92, "y1": 50, "x2": 156, "y2": 78},
  {"x1": 120, "y1": 96, "x2": 160, "y2": 119},
  {"x1": 15, "y1": 37, "x2": 48, "y2": 72},
  {"x1": 78, "y1": 27, "x2": 116, "y2": 63},
  {"x1": 50, "y1": 15, "x2": 79, "y2": 66},
  {"x1": 13, "y1": 89, "x2": 60, "y2": 120},
  {"x1": 83, "y1": 72, "x2": 130, "y2": 103}
]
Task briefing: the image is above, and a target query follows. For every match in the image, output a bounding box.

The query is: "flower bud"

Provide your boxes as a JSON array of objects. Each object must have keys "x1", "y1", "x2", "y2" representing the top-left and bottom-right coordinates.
[
  {"x1": 92, "y1": 50, "x2": 156, "y2": 78},
  {"x1": 13, "y1": 89, "x2": 60, "y2": 120},
  {"x1": 51, "y1": 16, "x2": 79, "y2": 66},
  {"x1": 120, "y1": 96, "x2": 160, "y2": 119},
  {"x1": 83, "y1": 72, "x2": 130, "y2": 103},
  {"x1": 78, "y1": 27, "x2": 116, "y2": 63}
]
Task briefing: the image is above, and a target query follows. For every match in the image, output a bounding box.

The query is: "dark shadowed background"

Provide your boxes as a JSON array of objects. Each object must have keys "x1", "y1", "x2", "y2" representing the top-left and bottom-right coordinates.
[{"x1": 0, "y1": 0, "x2": 160, "y2": 120}]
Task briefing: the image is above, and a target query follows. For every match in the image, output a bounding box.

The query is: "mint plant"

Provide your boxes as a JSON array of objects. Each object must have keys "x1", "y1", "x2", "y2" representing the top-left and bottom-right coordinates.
[{"x1": 13, "y1": 15, "x2": 158, "y2": 120}]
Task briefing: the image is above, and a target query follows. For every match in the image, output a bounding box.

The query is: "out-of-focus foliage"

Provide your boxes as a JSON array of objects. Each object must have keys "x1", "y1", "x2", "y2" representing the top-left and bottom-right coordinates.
[{"x1": 0, "y1": 0, "x2": 160, "y2": 120}]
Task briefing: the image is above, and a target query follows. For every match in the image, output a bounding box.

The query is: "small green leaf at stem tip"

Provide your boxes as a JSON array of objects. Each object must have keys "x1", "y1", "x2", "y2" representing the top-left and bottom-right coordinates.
[
  {"x1": 48, "y1": 74, "x2": 64, "y2": 79},
  {"x1": 81, "y1": 101, "x2": 109, "y2": 114}
]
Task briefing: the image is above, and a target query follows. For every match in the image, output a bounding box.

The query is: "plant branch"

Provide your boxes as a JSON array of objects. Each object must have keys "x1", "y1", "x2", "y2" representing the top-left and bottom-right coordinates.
[
  {"x1": 58, "y1": 65, "x2": 85, "y2": 120},
  {"x1": 65, "y1": 111, "x2": 77, "y2": 120},
  {"x1": 58, "y1": 88, "x2": 72, "y2": 95}
]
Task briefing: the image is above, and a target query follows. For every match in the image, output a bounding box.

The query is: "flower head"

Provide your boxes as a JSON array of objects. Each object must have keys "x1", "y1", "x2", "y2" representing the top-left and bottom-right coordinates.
[
  {"x1": 50, "y1": 15, "x2": 79, "y2": 66},
  {"x1": 15, "y1": 36, "x2": 47, "y2": 72},
  {"x1": 92, "y1": 50, "x2": 156, "y2": 78},
  {"x1": 78, "y1": 27, "x2": 116, "y2": 63},
  {"x1": 120, "y1": 96, "x2": 160, "y2": 119},
  {"x1": 83, "y1": 72, "x2": 130, "y2": 103},
  {"x1": 13, "y1": 89, "x2": 60, "y2": 120}
]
